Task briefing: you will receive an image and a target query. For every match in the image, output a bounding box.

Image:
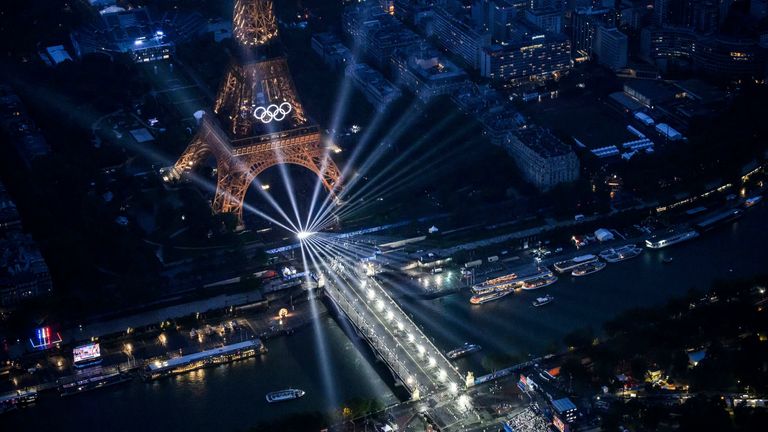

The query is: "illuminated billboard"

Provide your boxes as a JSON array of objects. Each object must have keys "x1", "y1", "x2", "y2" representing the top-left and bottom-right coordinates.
[{"x1": 73, "y1": 343, "x2": 102, "y2": 364}]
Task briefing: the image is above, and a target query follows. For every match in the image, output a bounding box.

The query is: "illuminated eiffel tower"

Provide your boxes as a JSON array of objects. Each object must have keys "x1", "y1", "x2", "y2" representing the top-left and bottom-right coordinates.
[{"x1": 167, "y1": 0, "x2": 341, "y2": 226}]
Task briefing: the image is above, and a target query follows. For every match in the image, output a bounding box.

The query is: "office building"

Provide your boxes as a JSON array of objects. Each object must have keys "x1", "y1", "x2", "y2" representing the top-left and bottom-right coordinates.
[
  {"x1": 430, "y1": 5, "x2": 492, "y2": 69},
  {"x1": 525, "y1": 8, "x2": 563, "y2": 34},
  {"x1": 505, "y1": 127, "x2": 580, "y2": 190},
  {"x1": 391, "y1": 43, "x2": 469, "y2": 102},
  {"x1": 571, "y1": 7, "x2": 616, "y2": 56},
  {"x1": 346, "y1": 63, "x2": 402, "y2": 111},
  {"x1": 594, "y1": 26, "x2": 628, "y2": 70},
  {"x1": 343, "y1": 4, "x2": 422, "y2": 68},
  {"x1": 480, "y1": 21, "x2": 572, "y2": 85}
]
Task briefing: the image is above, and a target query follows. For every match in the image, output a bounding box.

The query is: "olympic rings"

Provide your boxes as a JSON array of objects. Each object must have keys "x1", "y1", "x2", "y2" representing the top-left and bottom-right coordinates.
[{"x1": 253, "y1": 102, "x2": 292, "y2": 123}]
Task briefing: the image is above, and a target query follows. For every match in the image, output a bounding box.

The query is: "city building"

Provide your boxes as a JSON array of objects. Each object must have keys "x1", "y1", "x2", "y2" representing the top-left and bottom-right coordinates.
[
  {"x1": 391, "y1": 43, "x2": 470, "y2": 102},
  {"x1": 311, "y1": 33, "x2": 355, "y2": 70},
  {"x1": 346, "y1": 63, "x2": 402, "y2": 111},
  {"x1": 571, "y1": 7, "x2": 616, "y2": 57},
  {"x1": 453, "y1": 84, "x2": 527, "y2": 145},
  {"x1": 343, "y1": 3, "x2": 422, "y2": 69},
  {"x1": 0, "y1": 85, "x2": 51, "y2": 167},
  {"x1": 623, "y1": 79, "x2": 680, "y2": 109},
  {"x1": 640, "y1": 26, "x2": 766, "y2": 79},
  {"x1": 489, "y1": 0, "x2": 519, "y2": 41},
  {"x1": 0, "y1": 181, "x2": 52, "y2": 309},
  {"x1": 525, "y1": 8, "x2": 563, "y2": 34},
  {"x1": 393, "y1": 0, "x2": 436, "y2": 25},
  {"x1": 0, "y1": 183, "x2": 21, "y2": 232},
  {"x1": 594, "y1": 26, "x2": 628, "y2": 70},
  {"x1": 0, "y1": 231, "x2": 52, "y2": 309},
  {"x1": 504, "y1": 127, "x2": 580, "y2": 190},
  {"x1": 71, "y1": 7, "x2": 207, "y2": 62},
  {"x1": 480, "y1": 21, "x2": 572, "y2": 85},
  {"x1": 429, "y1": 5, "x2": 492, "y2": 69}
]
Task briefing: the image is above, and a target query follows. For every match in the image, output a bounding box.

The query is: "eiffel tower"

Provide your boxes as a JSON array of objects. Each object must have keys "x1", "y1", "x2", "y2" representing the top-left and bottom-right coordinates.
[{"x1": 167, "y1": 0, "x2": 341, "y2": 226}]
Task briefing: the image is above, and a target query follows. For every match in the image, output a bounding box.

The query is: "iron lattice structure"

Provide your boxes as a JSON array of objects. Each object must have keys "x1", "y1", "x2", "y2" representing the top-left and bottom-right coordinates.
[
  {"x1": 168, "y1": 1, "x2": 341, "y2": 226},
  {"x1": 214, "y1": 57, "x2": 308, "y2": 139},
  {"x1": 172, "y1": 115, "x2": 340, "y2": 223},
  {"x1": 233, "y1": 0, "x2": 278, "y2": 47}
]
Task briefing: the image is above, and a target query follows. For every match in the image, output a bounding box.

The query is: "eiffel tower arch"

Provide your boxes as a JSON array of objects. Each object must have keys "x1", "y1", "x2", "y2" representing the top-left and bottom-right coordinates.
[{"x1": 167, "y1": 0, "x2": 341, "y2": 227}]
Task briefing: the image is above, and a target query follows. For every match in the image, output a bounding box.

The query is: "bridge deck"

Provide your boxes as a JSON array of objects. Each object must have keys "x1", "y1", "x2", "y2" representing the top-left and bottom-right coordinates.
[{"x1": 324, "y1": 260, "x2": 463, "y2": 397}]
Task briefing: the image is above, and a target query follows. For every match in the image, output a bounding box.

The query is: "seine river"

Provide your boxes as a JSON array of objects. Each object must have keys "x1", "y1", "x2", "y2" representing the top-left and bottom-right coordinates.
[{"x1": 4, "y1": 204, "x2": 767, "y2": 431}]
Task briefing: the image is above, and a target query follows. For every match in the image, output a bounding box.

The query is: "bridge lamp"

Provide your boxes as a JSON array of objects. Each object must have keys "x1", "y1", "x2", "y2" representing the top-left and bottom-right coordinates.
[
  {"x1": 297, "y1": 231, "x2": 315, "y2": 240},
  {"x1": 375, "y1": 299, "x2": 385, "y2": 312},
  {"x1": 417, "y1": 345, "x2": 426, "y2": 355},
  {"x1": 438, "y1": 369, "x2": 447, "y2": 380},
  {"x1": 366, "y1": 289, "x2": 375, "y2": 301},
  {"x1": 428, "y1": 357, "x2": 437, "y2": 367},
  {"x1": 406, "y1": 376, "x2": 414, "y2": 385},
  {"x1": 407, "y1": 333, "x2": 415, "y2": 343},
  {"x1": 449, "y1": 382, "x2": 458, "y2": 393},
  {"x1": 397, "y1": 322, "x2": 404, "y2": 331},
  {"x1": 386, "y1": 311, "x2": 395, "y2": 321}
]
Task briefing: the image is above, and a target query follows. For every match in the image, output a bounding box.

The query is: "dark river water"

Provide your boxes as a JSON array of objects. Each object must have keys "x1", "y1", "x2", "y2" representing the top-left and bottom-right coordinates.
[{"x1": 5, "y1": 204, "x2": 767, "y2": 431}]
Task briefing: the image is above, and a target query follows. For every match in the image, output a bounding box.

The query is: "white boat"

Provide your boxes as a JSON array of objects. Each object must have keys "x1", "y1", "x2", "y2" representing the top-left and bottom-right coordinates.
[
  {"x1": 470, "y1": 289, "x2": 512, "y2": 305},
  {"x1": 471, "y1": 272, "x2": 518, "y2": 294},
  {"x1": 521, "y1": 273, "x2": 558, "y2": 290},
  {"x1": 266, "y1": 388, "x2": 305, "y2": 403},
  {"x1": 553, "y1": 254, "x2": 597, "y2": 273},
  {"x1": 572, "y1": 260, "x2": 606, "y2": 276},
  {"x1": 599, "y1": 244, "x2": 643, "y2": 263},
  {"x1": 532, "y1": 295, "x2": 554, "y2": 307},
  {"x1": 446, "y1": 343, "x2": 482, "y2": 359},
  {"x1": 645, "y1": 229, "x2": 699, "y2": 249}
]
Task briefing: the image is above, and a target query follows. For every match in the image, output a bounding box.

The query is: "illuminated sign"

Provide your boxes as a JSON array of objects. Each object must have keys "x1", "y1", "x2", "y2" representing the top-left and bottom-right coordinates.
[
  {"x1": 553, "y1": 415, "x2": 568, "y2": 432},
  {"x1": 253, "y1": 102, "x2": 292, "y2": 123},
  {"x1": 73, "y1": 343, "x2": 102, "y2": 364},
  {"x1": 29, "y1": 326, "x2": 63, "y2": 349}
]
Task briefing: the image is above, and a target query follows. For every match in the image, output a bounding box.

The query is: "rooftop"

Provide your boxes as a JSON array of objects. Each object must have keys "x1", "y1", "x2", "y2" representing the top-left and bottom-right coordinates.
[{"x1": 513, "y1": 127, "x2": 574, "y2": 158}]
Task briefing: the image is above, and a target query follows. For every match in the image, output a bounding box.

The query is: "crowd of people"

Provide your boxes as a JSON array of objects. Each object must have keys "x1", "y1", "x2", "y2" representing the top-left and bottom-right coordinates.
[{"x1": 505, "y1": 407, "x2": 551, "y2": 432}]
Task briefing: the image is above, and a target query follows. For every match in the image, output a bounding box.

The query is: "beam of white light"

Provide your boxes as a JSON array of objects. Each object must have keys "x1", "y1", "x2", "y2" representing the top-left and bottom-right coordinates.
[
  {"x1": 296, "y1": 230, "x2": 315, "y2": 240},
  {"x1": 296, "y1": 241, "x2": 340, "y2": 410},
  {"x1": 311, "y1": 119, "x2": 480, "y2": 230},
  {"x1": 305, "y1": 94, "x2": 426, "y2": 233},
  {"x1": 305, "y1": 234, "x2": 513, "y2": 356},
  {"x1": 306, "y1": 101, "x2": 458, "y2": 231}
]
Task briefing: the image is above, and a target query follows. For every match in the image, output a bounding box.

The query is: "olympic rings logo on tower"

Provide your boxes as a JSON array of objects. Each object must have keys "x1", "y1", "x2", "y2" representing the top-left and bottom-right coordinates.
[{"x1": 253, "y1": 102, "x2": 292, "y2": 123}]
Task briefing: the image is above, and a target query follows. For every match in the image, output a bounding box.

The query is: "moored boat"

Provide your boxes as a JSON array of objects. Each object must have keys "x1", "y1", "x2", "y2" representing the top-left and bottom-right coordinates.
[
  {"x1": 599, "y1": 244, "x2": 643, "y2": 263},
  {"x1": 553, "y1": 254, "x2": 598, "y2": 273},
  {"x1": 645, "y1": 229, "x2": 699, "y2": 249},
  {"x1": 470, "y1": 289, "x2": 512, "y2": 305},
  {"x1": 572, "y1": 260, "x2": 606, "y2": 276},
  {"x1": 521, "y1": 273, "x2": 558, "y2": 290},
  {"x1": 471, "y1": 272, "x2": 518, "y2": 294}
]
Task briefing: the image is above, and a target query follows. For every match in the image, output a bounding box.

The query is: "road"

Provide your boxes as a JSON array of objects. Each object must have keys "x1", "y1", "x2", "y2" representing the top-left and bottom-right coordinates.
[{"x1": 325, "y1": 257, "x2": 463, "y2": 396}]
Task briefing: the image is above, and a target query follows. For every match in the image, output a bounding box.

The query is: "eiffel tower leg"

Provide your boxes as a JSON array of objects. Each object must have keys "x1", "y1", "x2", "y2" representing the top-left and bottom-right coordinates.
[
  {"x1": 168, "y1": 135, "x2": 210, "y2": 180},
  {"x1": 307, "y1": 153, "x2": 342, "y2": 196},
  {"x1": 213, "y1": 161, "x2": 252, "y2": 229}
]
